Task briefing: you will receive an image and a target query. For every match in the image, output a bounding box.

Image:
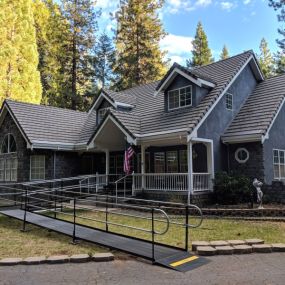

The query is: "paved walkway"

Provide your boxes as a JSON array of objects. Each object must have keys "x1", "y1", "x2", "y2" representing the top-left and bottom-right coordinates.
[{"x1": 0, "y1": 253, "x2": 284, "y2": 285}]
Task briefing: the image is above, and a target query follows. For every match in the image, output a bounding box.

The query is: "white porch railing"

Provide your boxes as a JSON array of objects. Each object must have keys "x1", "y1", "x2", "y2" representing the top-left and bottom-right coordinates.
[{"x1": 132, "y1": 173, "x2": 212, "y2": 192}]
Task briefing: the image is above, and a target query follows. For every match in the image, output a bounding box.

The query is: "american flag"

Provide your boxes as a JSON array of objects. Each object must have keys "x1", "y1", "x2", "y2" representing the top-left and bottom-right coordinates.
[{"x1": 124, "y1": 145, "x2": 135, "y2": 174}]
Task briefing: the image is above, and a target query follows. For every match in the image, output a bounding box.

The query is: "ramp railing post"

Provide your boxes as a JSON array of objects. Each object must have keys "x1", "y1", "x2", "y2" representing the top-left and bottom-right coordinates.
[
  {"x1": 21, "y1": 186, "x2": 28, "y2": 232},
  {"x1": 72, "y1": 197, "x2": 76, "y2": 243},
  {"x1": 54, "y1": 182, "x2": 57, "y2": 219},
  {"x1": 151, "y1": 208, "x2": 155, "y2": 263},
  {"x1": 185, "y1": 205, "x2": 189, "y2": 251},
  {"x1": 105, "y1": 194, "x2": 109, "y2": 232}
]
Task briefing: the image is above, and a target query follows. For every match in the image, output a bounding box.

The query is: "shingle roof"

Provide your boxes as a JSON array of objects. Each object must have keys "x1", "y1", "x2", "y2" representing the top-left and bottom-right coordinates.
[
  {"x1": 110, "y1": 50, "x2": 254, "y2": 135},
  {"x1": 2, "y1": 50, "x2": 265, "y2": 149},
  {"x1": 4, "y1": 100, "x2": 88, "y2": 144},
  {"x1": 222, "y1": 74, "x2": 285, "y2": 141}
]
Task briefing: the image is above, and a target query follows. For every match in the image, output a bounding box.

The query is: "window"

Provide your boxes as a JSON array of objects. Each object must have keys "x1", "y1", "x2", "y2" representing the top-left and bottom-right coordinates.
[
  {"x1": 226, "y1": 93, "x2": 233, "y2": 110},
  {"x1": 1, "y1": 134, "x2": 17, "y2": 154},
  {"x1": 166, "y1": 151, "x2": 178, "y2": 173},
  {"x1": 0, "y1": 159, "x2": 4, "y2": 181},
  {"x1": 235, "y1": 148, "x2": 249, "y2": 164},
  {"x1": 109, "y1": 154, "x2": 124, "y2": 174},
  {"x1": 0, "y1": 158, "x2": 17, "y2": 182},
  {"x1": 179, "y1": 150, "x2": 188, "y2": 173},
  {"x1": 98, "y1": 108, "x2": 108, "y2": 124},
  {"x1": 168, "y1": 86, "x2": 192, "y2": 110},
  {"x1": 154, "y1": 152, "x2": 165, "y2": 173},
  {"x1": 273, "y1": 149, "x2": 285, "y2": 179},
  {"x1": 30, "y1": 155, "x2": 45, "y2": 180}
]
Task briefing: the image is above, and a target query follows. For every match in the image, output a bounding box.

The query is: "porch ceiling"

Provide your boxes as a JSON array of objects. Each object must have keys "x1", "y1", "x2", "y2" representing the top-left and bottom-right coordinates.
[{"x1": 94, "y1": 119, "x2": 127, "y2": 151}]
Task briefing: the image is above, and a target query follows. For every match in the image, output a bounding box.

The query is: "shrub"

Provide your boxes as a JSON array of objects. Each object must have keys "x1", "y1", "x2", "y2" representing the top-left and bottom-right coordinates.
[{"x1": 213, "y1": 172, "x2": 252, "y2": 205}]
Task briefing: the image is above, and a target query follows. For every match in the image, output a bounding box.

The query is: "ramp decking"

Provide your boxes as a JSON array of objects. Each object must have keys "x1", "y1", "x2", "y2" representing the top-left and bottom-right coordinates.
[{"x1": 0, "y1": 208, "x2": 208, "y2": 271}]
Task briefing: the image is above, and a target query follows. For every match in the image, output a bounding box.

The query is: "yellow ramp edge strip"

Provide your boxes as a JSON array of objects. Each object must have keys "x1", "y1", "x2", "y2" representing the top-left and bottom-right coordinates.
[{"x1": 170, "y1": 256, "x2": 199, "y2": 267}]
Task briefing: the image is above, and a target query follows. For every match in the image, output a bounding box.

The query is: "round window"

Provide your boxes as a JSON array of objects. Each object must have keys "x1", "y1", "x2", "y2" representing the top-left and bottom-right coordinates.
[{"x1": 235, "y1": 148, "x2": 249, "y2": 164}]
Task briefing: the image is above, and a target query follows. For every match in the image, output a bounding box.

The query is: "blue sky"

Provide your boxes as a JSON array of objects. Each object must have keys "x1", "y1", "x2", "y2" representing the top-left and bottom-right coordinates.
[{"x1": 97, "y1": 0, "x2": 280, "y2": 65}]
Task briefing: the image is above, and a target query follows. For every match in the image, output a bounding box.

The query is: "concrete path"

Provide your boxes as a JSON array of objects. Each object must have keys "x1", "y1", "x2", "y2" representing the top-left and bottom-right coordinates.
[{"x1": 0, "y1": 253, "x2": 284, "y2": 285}]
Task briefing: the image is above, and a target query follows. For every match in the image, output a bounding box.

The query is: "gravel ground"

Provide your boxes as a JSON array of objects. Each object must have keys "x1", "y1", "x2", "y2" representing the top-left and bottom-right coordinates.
[{"x1": 0, "y1": 253, "x2": 284, "y2": 285}]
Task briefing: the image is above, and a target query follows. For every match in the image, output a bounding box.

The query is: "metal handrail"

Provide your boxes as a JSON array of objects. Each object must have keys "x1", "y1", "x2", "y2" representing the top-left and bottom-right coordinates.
[{"x1": 114, "y1": 174, "x2": 133, "y2": 202}]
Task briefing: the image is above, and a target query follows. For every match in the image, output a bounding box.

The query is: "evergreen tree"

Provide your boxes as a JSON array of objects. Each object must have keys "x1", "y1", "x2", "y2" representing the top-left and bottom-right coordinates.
[
  {"x1": 33, "y1": 0, "x2": 71, "y2": 107},
  {"x1": 0, "y1": 0, "x2": 42, "y2": 105},
  {"x1": 61, "y1": 0, "x2": 100, "y2": 110},
  {"x1": 269, "y1": 1, "x2": 285, "y2": 50},
  {"x1": 220, "y1": 45, "x2": 229, "y2": 60},
  {"x1": 274, "y1": 51, "x2": 285, "y2": 74},
  {"x1": 258, "y1": 38, "x2": 274, "y2": 78},
  {"x1": 114, "y1": 0, "x2": 167, "y2": 90},
  {"x1": 187, "y1": 22, "x2": 213, "y2": 68},
  {"x1": 91, "y1": 33, "x2": 116, "y2": 89}
]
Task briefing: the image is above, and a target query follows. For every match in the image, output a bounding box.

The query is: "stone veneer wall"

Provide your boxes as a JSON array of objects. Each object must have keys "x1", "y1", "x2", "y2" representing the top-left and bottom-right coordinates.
[{"x1": 263, "y1": 181, "x2": 285, "y2": 204}]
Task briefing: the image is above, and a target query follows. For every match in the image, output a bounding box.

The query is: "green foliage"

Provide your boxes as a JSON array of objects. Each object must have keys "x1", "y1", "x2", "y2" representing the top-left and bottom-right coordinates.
[
  {"x1": 213, "y1": 172, "x2": 252, "y2": 205},
  {"x1": 33, "y1": 0, "x2": 71, "y2": 108},
  {"x1": 220, "y1": 45, "x2": 229, "y2": 60},
  {"x1": 113, "y1": 0, "x2": 168, "y2": 90},
  {"x1": 61, "y1": 0, "x2": 100, "y2": 110},
  {"x1": 187, "y1": 21, "x2": 214, "y2": 68},
  {"x1": 0, "y1": 0, "x2": 42, "y2": 105},
  {"x1": 269, "y1": 1, "x2": 285, "y2": 51},
  {"x1": 274, "y1": 51, "x2": 285, "y2": 74},
  {"x1": 257, "y1": 38, "x2": 275, "y2": 78},
  {"x1": 91, "y1": 32, "x2": 116, "y2": 90}
]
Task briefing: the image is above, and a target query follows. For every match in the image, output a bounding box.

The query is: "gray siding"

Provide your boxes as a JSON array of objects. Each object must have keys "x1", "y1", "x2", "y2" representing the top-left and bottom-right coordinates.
[
  {"x1": 263, "y1": 102, "x2": 285, "y2": 184},
  {"x1": 197, "y1": 64, "x2": 258, "y2": 172}
]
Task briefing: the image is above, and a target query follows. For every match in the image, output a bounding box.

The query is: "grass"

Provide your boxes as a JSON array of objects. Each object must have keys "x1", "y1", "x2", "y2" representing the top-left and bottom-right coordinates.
[
  {"x1": 0, "y1": 214, "x2": 107, "y2": 259},
  {"x1": 0, "y1": 208, "x2": 284, "y2": 259}
]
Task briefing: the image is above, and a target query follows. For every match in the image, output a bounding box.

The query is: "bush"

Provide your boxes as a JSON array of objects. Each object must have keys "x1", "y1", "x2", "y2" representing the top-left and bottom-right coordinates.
[{"x1": 213, "y1": 172, "x2": 252, "y2": 205}]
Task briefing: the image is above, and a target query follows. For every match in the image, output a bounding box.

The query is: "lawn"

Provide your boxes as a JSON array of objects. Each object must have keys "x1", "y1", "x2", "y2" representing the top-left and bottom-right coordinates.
[
  {"x1": 0, "y1": 214, "x2": 106, "y2": 259},
  {"x1": 0, "y1": 209, "x2": 284, "y2": 259}
]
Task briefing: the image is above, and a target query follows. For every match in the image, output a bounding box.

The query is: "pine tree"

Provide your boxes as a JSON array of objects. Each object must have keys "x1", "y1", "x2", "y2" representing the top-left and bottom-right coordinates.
[
  {"x1": 33, "y1": 0, "x2": 71, "y2": 107},
  {"x1": 91, "y1": 33, "x2": 116, "y2": 90},
  {"x1": 114, "y1": 0, "x2": 167, "y2": 90},
  {"x1": 61, "y1": 0, "x2": 100, "y2": 110},
  {"x1": 187, "y1": 22, "x2": 213, "y2": 68},
  {"x1": 274, "y1": 51, "x2": 285, "y2": 74},
  {"x1": 0, "y1": 0, "x2": 42, "y2": 105},
  {"x1": 269, "y1": 1, "x2": 285, "y2": 50},
  {"x1": 220, "y1": 45, "x2": 229, "y2": 60},
  {"x1": 258, "y1": 38, "x2": 274, "y2": 78}
]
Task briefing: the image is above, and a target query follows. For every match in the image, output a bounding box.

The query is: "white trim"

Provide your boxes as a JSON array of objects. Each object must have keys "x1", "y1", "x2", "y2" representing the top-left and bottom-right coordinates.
[
  {"x1": 262, "y1": 97, "x2": 285, "y2": 143},
  {"x1": 0, "y1": 104, "x2": 30, "y2": 147},
  {"x1": 135, "y1": 128, "x2": 188, "y2": 138},
  {"x1": 188, "y1": 55, "x2": 254, "y2": 141},
  {"x1": 168, "y1": 85, "x2": 192, "y2": 111},
  {"x1": 154, "y1": 67, "x2": 215, "y2": 96},
  {"x1": 235, "y1": 148, "x2": 249, "y2": 164},
  {"x1": 88, "y1": 114, "x2": 136, "y2": 147},
  {"x1": 88, "y1": 91, "x2": 116, "y2": 113},
  {"x1": 273, "y1": 149, "x2": 285, "y2": 180}
]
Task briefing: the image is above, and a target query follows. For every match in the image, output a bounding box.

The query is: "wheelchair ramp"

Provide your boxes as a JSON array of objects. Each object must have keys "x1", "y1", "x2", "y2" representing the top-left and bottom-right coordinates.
[
  {"x1": 155, "y1": 251, "x2": 209, "y2": 272},
  {"x1": 0, "y1": 208, "x2": 208, "y2": 271}
]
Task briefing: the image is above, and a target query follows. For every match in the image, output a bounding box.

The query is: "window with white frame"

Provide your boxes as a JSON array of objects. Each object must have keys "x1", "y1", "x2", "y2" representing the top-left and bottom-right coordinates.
[
  {"x1": 98, "y1": 108, "x2": 108, "y2": 124},
  {"x1": 166, "y1": 151, "x2": 178, "y2": 173},
  {"x1": 30, "y1": 155, "x2": 45, "y2": 180},
  {"x1": 235, "y1": 148, "x2": 249, "y2": 164},
  {"x1": 1, "y1": 134, "x2": 17, "y2": 154},
  {"x1": 168, "y1": 86, "x2": 192, "y2": 110},
  {"x1": 273, "y1": 149, "x2": 285, "y2": 179},
  {"x1": 0, "y1": 159, "x2": 5, "y2": 181},
  {"x1": 154, "y1": 152, "x2": 165, "y2": 173},
  {"x1": 225, "y1": 93, "x2": 233, "y2": 110}
]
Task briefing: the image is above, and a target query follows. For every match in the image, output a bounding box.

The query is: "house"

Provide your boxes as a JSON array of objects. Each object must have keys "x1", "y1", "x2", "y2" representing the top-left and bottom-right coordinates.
[{"x1": 0, "y1": 50, "x2": 285, "y2": 204}]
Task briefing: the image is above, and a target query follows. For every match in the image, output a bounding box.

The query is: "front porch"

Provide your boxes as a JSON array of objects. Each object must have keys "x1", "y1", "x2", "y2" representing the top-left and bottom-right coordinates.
[{"x1": 88, "y1": 112, "x2": 214, "y2": 203}]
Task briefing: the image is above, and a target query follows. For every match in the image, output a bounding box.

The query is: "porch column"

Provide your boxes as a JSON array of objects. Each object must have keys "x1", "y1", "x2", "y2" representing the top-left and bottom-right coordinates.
[
  {"x1": 141, "y1": 144, "x2": 145, "y2": 190},
  {"x1": 187, "y1": 141, "x2": 193, "y2": 205},
  {"x1": 105, "y1": 150, "x2": 109, "y2": 184},
  {"x1": 206, "y1": 141, "x2": 214, "y2": 190}
]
